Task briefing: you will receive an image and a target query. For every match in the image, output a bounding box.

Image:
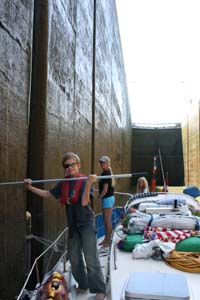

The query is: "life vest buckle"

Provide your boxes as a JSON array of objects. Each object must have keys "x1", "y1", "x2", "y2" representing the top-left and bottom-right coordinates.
[{"x1": 67, "y1": 197, "x2": 72, "y2": 205}]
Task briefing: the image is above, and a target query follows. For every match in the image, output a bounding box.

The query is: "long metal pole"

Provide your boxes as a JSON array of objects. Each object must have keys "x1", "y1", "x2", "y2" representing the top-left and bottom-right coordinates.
[
  {"x1": 158, "y1": 148, "x2": 166, "y2": 186},
  {"x1": 0, "y1": 172, "x2": 147, "y2": 187}
]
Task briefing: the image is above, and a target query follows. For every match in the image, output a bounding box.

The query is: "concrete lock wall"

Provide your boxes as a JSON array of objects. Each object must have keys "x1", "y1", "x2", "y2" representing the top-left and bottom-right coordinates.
[
  {"x1": 0, "y1": 1, "x2": 132, "y2": 299},
  {"x1": 182, "y1": 101, "x2": 200, "y2": 187},
  {"x1": 0, "y1": 1, "x2": 34, "y2": 299},
  {"x1": 132, "y1": 125, "x2": 185, "y2": 188}
]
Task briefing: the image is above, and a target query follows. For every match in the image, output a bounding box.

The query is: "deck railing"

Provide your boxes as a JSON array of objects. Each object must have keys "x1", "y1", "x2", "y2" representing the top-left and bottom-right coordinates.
[{"x1": 17, "y1": 227, "x2": 69, "y2": 300}]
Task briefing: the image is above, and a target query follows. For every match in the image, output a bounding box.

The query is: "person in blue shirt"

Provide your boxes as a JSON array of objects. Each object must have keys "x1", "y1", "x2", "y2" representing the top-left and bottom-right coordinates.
[{"x1": 24, "y1": 152, "x2": 106, "y2": 300}]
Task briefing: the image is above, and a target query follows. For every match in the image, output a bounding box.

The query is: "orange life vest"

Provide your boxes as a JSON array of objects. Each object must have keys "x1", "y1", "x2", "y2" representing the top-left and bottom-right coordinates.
[{"x1": 59, "y1": 173, "x2": 86, "y2": 205}]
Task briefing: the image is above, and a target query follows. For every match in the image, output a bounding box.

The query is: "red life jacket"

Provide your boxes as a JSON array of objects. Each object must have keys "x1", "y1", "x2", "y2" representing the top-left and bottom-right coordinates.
[{"x1": 59, "y1": 173, "x2": 86, "y2": 205}]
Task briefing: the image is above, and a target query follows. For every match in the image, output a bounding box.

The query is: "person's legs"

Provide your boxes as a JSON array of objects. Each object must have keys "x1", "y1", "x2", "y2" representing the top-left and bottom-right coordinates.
[
  {"x1": 80, "y1": 225, "x2": 106, "y2": 294},
  {"x1": 103, "y1": 207, "x2": 113, "y2": 244},
  {"x1": 67, "y1": 229, "x2": 88, "y2": 290},
  {"x1": 99, "y1": 196, "x2": 115, "y2": 246}
]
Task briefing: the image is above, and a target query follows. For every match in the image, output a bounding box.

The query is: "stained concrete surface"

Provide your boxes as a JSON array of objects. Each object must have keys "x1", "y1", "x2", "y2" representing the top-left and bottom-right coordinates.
[{"x1": 0, "y1": 1, "x2": 131, "y2": 299}]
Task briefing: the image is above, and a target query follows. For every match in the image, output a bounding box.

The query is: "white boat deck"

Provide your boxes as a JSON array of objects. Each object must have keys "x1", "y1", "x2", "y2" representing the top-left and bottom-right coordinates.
[
  {"x1": 73, "y1": 194, "x2": 200, "y2": 300},
  {"x1": 109, "y1": 236, "x2": 199, "y2": 300},
  {"x1": 25, "y1": 196, "x2": 200, "y2": 300}
]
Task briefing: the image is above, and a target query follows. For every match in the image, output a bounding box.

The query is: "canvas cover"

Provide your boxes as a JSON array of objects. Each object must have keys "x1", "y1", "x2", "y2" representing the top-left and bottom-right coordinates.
[
  {"x1": 183, "y1": 186, "x2": 200, "y2": 198},
  {"x1": 125, "y1": 272, "x2": 190, "y2": 300}
]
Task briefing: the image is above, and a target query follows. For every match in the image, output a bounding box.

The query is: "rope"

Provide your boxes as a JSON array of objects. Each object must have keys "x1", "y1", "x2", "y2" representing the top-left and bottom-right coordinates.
[
  {"x1": 165, "y1": 251, "x2": 200, "y2": 273},
  {"x1": 16, "y1": 227, "x2": 68, "y2": 300}
]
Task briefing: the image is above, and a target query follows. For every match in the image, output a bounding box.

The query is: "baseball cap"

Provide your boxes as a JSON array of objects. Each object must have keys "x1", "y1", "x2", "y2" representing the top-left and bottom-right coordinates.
[{"x1": 99, "y1": 155, "x2": 111, "y2": 163}]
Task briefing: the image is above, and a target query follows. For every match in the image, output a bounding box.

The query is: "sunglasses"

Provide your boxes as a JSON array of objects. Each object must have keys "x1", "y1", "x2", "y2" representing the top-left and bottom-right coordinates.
[
  {"x1": 99, "y1": 161, "x2": 106, "y2": 164},
  {"x1": 63, "y1": 162, "x2": 77, "y2": 169}
]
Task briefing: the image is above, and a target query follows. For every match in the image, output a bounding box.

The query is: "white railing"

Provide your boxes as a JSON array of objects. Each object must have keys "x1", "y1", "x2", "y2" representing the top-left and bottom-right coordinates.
[{"x1": 17, "y1": 227, "x2": 68, "y2": 300}]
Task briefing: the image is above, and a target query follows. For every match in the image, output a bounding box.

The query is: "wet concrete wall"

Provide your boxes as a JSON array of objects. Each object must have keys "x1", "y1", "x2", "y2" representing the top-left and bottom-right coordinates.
[
  {"x1": 0, "y1": 1, "x2": 131, "y2": 299},
  {"x1": 0, "y1": 1, "x2": 34, "y2": 299},
  {"x1": 182, "y1": 101, "x2": 200, "y2": 186},
  {"x1": 132, "y1": 125, "x2": 185, "y2": 188},
  {"x1": 29, "y1": 0, "x2": 132, "y2": 245}
]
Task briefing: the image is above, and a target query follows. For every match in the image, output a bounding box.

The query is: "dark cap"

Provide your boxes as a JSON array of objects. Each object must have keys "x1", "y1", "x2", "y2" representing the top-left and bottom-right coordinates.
[{"x1": 99, "y1": 155, "x2": 111, "y2": 163}]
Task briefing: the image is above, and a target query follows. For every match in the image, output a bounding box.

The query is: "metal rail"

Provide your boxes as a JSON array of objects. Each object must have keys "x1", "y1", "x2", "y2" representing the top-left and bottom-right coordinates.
[{"x1": 158, "y1": 148, "x2": 166, "y2": 187}]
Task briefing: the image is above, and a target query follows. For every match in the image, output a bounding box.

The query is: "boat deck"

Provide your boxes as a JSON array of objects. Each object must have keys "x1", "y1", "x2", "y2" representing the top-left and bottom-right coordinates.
[{"x1": 110, "y1": 237, "x2": 199, "y2": 300}]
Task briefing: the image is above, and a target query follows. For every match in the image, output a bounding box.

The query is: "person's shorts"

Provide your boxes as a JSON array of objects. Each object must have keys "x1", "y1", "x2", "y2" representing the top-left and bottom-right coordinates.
[{"x1": 102, "y1": 196, "x2": 115, "y2": 209}]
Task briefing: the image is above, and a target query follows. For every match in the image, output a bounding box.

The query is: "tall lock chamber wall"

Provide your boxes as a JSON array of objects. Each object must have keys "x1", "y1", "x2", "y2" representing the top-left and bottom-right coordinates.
[
  {"x1": 28, "y1": 0, "x2": 132, "y2": 251},
  {"x1": 0, "y1": 1, "x2": 34, "y2": 299},
  {"x1": 0, "y1": 1, "x2": 132, "y2": 299},
  {"x1": 182, "y1": 100, "x2": 200, "y2": 187},
  {"x1": 132, "y1": 124, "x2": 185, "y2": 188}
]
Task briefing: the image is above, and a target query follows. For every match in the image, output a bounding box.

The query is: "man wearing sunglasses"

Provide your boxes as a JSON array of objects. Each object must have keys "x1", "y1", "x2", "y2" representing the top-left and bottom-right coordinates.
[{"x1": 24, "y1": 152, "x2": 106, "y2": 300}]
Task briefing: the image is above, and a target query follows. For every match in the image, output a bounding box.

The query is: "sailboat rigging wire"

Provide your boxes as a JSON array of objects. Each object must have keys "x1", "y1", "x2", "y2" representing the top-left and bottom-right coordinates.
[
  {"x1": 52, "y1": 250, "x2": 68, "y2": 273},
  {"x1": 0, "y1": 172, "x2": 147, "y2": 187},
  {"x1": 16, "y1": 227, "x2": 68, "y2": 300},
  {"x1": 32, "y1": 235, "x2": 64, "y2": 248}
]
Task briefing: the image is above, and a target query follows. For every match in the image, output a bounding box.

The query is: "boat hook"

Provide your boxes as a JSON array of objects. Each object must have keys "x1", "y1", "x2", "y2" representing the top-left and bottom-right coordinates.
[{"x1": 0, "y1": 172, "x2": 147, "y2": 187}]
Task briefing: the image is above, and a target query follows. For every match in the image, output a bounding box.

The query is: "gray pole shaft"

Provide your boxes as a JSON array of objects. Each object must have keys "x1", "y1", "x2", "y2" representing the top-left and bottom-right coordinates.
[
  {"x1": 0, "y1": 172, "x2": 147, "y2": 187},
  {"x1": 158, "y1": 148, "x2": 166, "y2": 186}
]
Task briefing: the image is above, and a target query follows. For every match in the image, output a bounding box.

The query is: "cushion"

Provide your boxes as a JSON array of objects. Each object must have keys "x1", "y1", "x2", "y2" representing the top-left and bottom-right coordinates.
[
  {"x1": 175, "y1": 236, "x2": 200, "y2": 252},
  {"x1": 118, "y1": 234, "x2": 143, "y2": 251}
]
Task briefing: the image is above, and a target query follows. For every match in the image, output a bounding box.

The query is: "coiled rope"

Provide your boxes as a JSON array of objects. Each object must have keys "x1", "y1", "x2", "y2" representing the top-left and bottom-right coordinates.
[{"x1": 165, "y1": 250, "x2": 200, "y2": 273}]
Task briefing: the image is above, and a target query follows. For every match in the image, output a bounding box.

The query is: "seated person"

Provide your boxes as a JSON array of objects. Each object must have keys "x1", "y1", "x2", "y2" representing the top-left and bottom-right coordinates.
[{"x1": 136, "y1": 177, "x2": 149, "y2": 193}]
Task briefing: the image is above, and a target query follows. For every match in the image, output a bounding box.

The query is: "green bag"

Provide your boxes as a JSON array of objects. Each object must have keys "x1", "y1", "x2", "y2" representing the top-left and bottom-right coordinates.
[
  {"x1": 175, "y1": 236, "x2": 200, "y2": 252},
  {"x1": 123, "y1": 234, "x2": 143, "y2": 251}
]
